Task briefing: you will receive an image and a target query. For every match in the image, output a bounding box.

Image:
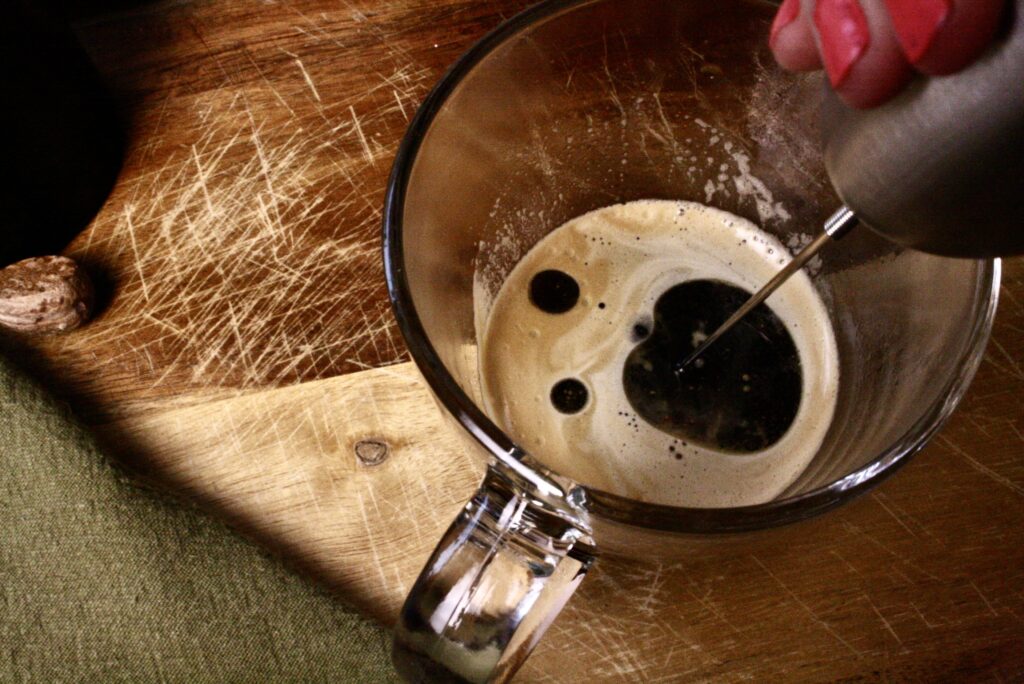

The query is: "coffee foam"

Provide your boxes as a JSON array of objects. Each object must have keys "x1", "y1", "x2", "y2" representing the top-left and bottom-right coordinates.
[{"x1": 478, "y1": 200, "x2": 839, "y2": 508}]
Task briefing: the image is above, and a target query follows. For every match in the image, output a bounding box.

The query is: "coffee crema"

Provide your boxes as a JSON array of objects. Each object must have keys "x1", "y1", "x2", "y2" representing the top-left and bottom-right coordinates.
[{"x1": 479, "y1": 200, "x2": 839, "y2": 507}]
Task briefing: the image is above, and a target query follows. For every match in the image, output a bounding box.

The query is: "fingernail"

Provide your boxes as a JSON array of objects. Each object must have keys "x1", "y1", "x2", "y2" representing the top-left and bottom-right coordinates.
[
  {"x1": 769, "y1": 0, "x2": 802, "y2": 48},
  {"x1": 814, "y1": 0, "x2": 871, "y2": 88},
  {"x1": 882, "y1": 0, "x2": 950, "y2": 63}
]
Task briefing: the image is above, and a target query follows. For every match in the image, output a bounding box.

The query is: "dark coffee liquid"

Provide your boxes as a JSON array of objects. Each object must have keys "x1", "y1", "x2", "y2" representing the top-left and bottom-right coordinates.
[
  {"x1": 623, "y1": 279, "x2": 801, "y2": 453},
  {"x1": 529, "y1": 269, "x2": 580, "y2": 314}
]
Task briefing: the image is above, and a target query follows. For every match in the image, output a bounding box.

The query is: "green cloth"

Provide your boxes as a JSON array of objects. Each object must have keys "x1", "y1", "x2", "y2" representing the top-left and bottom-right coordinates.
[{"x1": 0, "y1": 353, "x2": 397, "y2": 682}]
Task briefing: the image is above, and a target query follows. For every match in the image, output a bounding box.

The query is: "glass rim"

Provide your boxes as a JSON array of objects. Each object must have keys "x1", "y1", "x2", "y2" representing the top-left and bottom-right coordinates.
[{"x1": 381, "y1": 0, "x2": 1001, "y2": 534}]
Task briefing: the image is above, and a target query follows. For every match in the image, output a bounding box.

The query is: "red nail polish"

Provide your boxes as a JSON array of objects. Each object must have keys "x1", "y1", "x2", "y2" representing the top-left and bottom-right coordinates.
[
  {"x1": 882, "y1": 0, "x2": 950, "y2": 63},
  {"x1": 770, "y1": 0, "x2": 802, "y2": 48},
  {"x1": 814, "y1": 0, "x2": 871, "y2": 88}
]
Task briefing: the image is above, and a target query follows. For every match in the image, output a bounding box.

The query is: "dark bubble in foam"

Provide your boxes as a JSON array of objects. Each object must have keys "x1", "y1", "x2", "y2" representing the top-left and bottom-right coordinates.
[
  {"x1": 529, "y1": 269, "x2": 579, "y2": 314},
  {"x1": 623, "y1": 279, "x2": 802, "y2": 453},
  {"x1": 631, "y1": 319, "x2": 651, "y2": 342},
  {"x1": 550, "y1": 378, "x2": 589, "y2": 414}
]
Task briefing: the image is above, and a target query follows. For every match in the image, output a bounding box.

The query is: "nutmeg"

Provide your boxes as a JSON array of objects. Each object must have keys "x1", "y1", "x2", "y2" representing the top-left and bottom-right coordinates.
[{"x1": 0, "y1": 256, "x2": 95, "y2": 334}]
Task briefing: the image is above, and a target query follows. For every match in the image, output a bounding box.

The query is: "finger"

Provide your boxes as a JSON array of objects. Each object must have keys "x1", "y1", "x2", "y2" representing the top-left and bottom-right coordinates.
[
  {"x1": 812, "y1": 0, "x2": 914, "y2": 108},
  {"x1": 882, "y1": 0, "x2": 1006, "y2": 75},
  {"x1": 770, "y1": 0, "x2": 822, "y2": 71}
]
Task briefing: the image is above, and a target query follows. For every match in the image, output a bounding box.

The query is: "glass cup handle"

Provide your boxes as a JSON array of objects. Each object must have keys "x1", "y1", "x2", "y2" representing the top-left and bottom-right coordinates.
[{"x1": 392, "y1": 464, "x2": 595, "y2": 683}]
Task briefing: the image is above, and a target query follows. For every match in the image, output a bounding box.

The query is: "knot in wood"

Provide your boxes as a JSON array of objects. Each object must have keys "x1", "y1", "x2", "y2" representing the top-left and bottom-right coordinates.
[{"x1": 354, "y1": 439, "x2": 389, "y2": 466}]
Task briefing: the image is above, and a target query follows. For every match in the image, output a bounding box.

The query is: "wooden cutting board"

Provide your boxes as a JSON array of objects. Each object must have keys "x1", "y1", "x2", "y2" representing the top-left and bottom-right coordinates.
[{"x1": 11, "y1": 0, "x2": 1023, "y2": 680}]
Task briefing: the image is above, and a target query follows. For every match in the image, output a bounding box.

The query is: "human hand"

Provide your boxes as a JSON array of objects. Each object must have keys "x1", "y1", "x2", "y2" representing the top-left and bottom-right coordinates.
[{"x1": 769, "y1": 0, "x2": 1006, "y2": 107}]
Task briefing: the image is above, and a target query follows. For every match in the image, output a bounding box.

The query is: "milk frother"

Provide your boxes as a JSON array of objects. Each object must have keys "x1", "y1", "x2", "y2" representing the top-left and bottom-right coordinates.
[{"x1": 685, "y1": 0, "x2": 1023, "y2": 365}]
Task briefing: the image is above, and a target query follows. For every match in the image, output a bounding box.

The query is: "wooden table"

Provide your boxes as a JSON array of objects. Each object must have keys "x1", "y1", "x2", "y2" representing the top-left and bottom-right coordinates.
[{"x1": 14, "y1": 0, "x2": 1024, "y2": 680}]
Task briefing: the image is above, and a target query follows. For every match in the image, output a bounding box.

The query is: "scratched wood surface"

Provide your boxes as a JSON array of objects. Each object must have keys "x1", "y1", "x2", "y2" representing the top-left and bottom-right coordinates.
[{"x1": 9, "y1": 0, "x2": 1024, "y2": 680}]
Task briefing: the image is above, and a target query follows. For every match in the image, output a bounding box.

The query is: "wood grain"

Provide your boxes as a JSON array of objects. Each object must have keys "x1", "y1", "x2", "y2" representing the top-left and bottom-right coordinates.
[
  {"x1": 106, "y1": 362, "x2": 483, "y2": 622},
  {"x1": 23, "y1": 0, "x2": 526, "y2": 419},
  {"x1": 7, "y1": 0, "x2": 1022, "y2": 681}
]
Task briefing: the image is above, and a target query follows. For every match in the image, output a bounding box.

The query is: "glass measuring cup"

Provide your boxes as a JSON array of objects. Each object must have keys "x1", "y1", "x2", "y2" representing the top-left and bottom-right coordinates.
[{"x1": 382, "y1": 0, "x2": 999, "y2": 680}]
